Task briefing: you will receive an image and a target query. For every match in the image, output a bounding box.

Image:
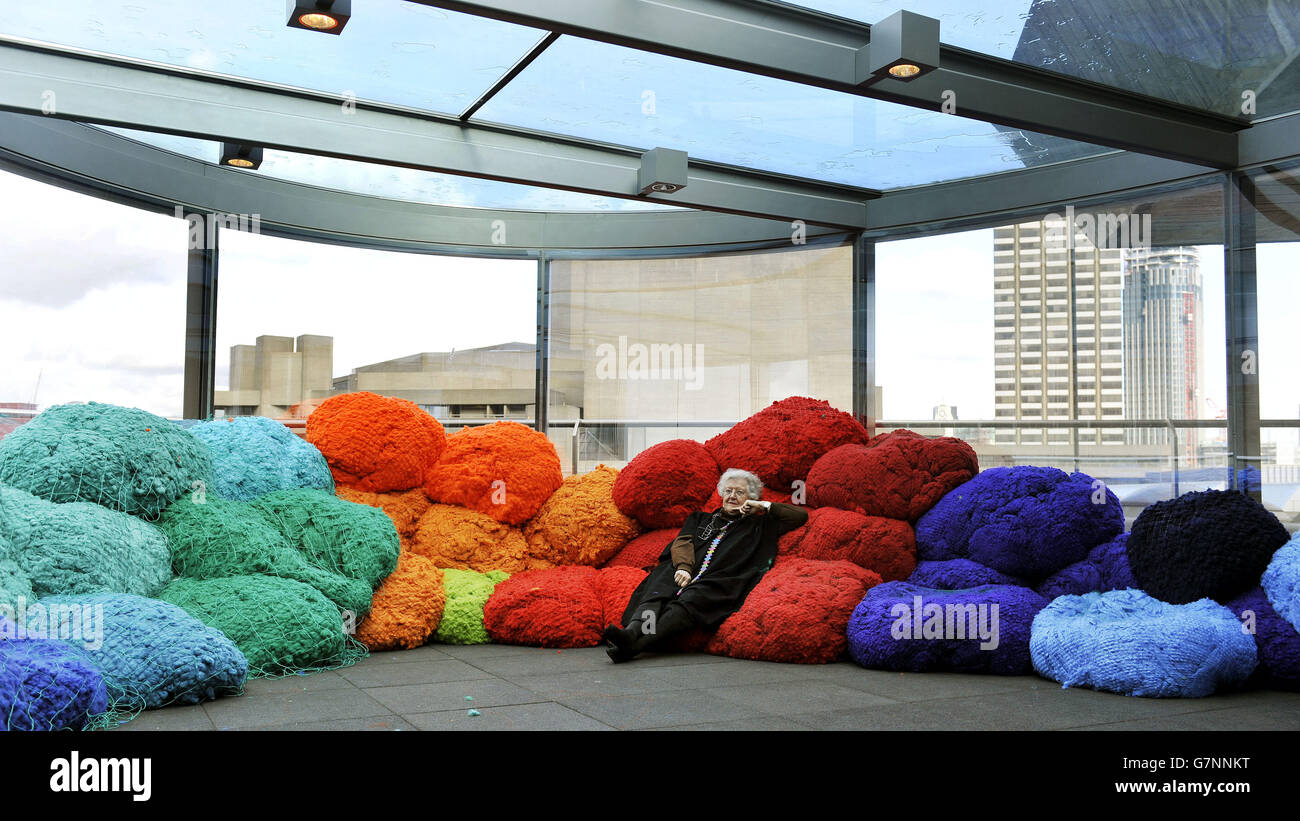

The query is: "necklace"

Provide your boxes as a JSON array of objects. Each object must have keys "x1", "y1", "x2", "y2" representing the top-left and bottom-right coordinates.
[{"x1": 678, "y1": 517, "x2": 735, "y2": 594}]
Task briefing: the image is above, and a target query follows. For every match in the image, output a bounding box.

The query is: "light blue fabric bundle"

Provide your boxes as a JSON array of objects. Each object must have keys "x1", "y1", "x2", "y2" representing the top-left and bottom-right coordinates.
[
  {"x1": 189, "y1": 417, "x2": 333, "y2": 501},
  {"x1": 1262, "y1": 533, "x2": 1300, "y2": 633},
  {"x1": 1030, "y1": 589, "x2": 1257, "y2": 697}
]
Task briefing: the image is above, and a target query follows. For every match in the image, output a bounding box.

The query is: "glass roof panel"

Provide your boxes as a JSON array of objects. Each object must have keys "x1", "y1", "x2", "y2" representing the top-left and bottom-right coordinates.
[
  {"x1": 780, "y1": 1, "x2": 1300, "y2": 119},
  {"x1": 475, "y1": 37, "x2": 1110, "y2": 191},
  {"x1": 1, "y1": 0, "x2": 546, "y2": 117},
  {"x1": 96, "y1": 126, "x2": 683, "y2": 212}
]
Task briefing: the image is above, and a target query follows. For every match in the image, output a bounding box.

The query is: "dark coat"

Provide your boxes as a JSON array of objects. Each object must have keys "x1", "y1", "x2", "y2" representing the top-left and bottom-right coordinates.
[{"x1": 621, "y1": 503, "x2": 808, "y2": 629}]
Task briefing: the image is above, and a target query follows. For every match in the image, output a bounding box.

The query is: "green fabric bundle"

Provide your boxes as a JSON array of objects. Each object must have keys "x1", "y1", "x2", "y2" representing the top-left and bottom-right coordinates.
[
  {"x1": 0, "y1": 402, "x2": 213, "y2": 520},
  {"x1": 435, "y1": 569, "x2": 509, "y2": 645},
  {"x1": 250, "y1": 489, "x2": 400, "y2": 589},
  {"x1": 0, "y1": 484, "x2": 173, "y2": 599},
  {"x1": 157, "y1": 495, "x2": 373, "y2": 618},
  {"x1": 159, "y1": 575, "x2": 362, "y2": 676}
]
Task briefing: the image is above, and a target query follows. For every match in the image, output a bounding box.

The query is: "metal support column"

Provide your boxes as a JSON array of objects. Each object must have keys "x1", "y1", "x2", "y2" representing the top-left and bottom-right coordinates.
[
  {"x1": 853, "y1": 235, "x2": 876, "y2": 435},
  {"x1": 1224, "y1": 172, "x2": 1261, "y2": 501},
  {"x1": 534, "y1": 253, "x2": 550, "y2": 437},
  {"x1": 182, "y1": 214, "x2": 218, "y2": 420}
]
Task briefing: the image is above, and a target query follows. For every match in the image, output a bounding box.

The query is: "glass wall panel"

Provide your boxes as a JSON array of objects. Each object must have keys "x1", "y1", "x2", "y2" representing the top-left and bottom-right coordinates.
[
  {"x1": 877, "y1": 182, "x2": 1228, "y2": 522},
  {"x1": 1254, "y1": 163, "x2": 1300, "y2": 530},
  {"x1": 215, "y1": 229, "x2": 535, "y2": 428},
  {"x1": 0, "y1": 168, "x2": 186, "y2": 432},
  {"x1": 547, "y1": 244, "x2": 854, "y2": 474}
]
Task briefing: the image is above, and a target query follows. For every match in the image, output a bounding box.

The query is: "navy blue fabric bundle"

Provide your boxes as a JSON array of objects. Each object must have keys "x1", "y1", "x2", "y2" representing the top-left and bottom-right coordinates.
[
  {"x1": 846, "y1": 581, "x2": 1049, "y2": 675},
  {"x1": 0, "y1": 614, "x2": 109, "y2": 730},
  {"x1": 908, "y1": 559, "x2": 1024, "y2": 590},
  {"x1": 1030, "y1": 589, "x2": 1257, "y2": 697},
  {"x1": 915, "y1": 466, "x2": 1124, "y2": 581},
  {"x1": 1127, "y1": 490, "x2": 1288, "y2": 605},
  {"x1": 1036, "y1": 533, "x2": 1136, "y2": 599},
  {"x1": 1227, "y1": 587, "x2": 1300, "y2": 691}
]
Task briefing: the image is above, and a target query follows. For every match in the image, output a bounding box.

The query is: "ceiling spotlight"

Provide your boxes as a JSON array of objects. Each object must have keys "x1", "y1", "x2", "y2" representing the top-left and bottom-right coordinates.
[
  {"x1": 287, "y1": 0, "x2": 351, "y2": 35},
  {"x1": 638, "y1": 147, "x2": 688, "y2": 197},
  {"x1": 857, "y1": 10, "x2": 939, "y2": 85},
  {"x1": 220, "y1": 143, "x2": 263, "y2": 170}
]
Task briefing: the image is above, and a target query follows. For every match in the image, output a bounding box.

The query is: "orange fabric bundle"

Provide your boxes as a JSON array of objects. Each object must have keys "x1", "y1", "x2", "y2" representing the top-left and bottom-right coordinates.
[
  {"x1": 524, "y1": 465, "x2": 642, "y2": 566},
  {"x1": 354, "y1": 552, "x2": 446, "y2": 651},
  {"x1": 410, "y1": 503, "x2": 554, "y2": 574},
  {"x1": 424, "y1": 421, "x2": 562, "y2": 525},
  {"x1": 335, "y1": 487, "x2": 431, "y2": 551},
  {"x1": 306, "y1": 392, "x2": 446, "y2": 492}
]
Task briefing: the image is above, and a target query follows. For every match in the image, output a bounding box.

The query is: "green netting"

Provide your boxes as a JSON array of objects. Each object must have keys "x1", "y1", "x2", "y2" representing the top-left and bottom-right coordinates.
[
  {"x1": 156, "y1": 494, "x2": 374, "y2": 618},
  {"x1": 0, "y1": 558, "x2": 34, "y2": 613},
  {"x1": 250, "y1": 489, "x2": 400, "y2": 589},
  {"x1": 435, "y1": 569, "x2": 509, "y2": 645},
  {"x1": 158, "y1": 575, "x2": 367, "y2": 677},
  {"x1": 0, "y1": 402, "x2": 213, "y2": 520},
  {"x1": 0, "y1": 484, "x2": 173, "y2": 599}
]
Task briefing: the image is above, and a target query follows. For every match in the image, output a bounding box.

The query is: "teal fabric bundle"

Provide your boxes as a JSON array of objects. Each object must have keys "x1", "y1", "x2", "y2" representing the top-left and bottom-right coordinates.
[
  {"x1": 33, "y1": 592, "x2": 248, "y2": 711},
  {"x1": 0, "y1": 485, "x2": 173, "y2": 599},
  {"x1": 189, "y1": 417, "x2": 333, "y2": 501},
  {"x1": 0, "y1": 402, "x2": 213, "y2": 520}
]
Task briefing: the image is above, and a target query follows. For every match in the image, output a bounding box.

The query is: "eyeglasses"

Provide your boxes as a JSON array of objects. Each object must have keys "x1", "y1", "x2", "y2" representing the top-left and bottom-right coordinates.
[{"x1": 720, "y1": 488, "x2": 748, "y2": 498}]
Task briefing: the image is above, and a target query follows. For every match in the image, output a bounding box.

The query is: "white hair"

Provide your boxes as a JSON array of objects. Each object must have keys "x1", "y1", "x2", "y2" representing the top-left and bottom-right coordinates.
[{"x1": 717, "y1": 468, "x2": 763, "y2": 500}]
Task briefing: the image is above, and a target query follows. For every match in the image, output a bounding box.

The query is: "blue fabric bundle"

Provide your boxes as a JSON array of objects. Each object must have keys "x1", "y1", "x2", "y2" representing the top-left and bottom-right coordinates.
[
  {"x1": 32, "y1": 593, "x2": 248, "y2": 710},
  {"x1": 0, "y1": 614, "x2": 109, "y2": 730},
  {"x1": 1127, "y1": 490, "x2": 1288, "y2": 605},
  {"x1": 846, "y1": 581, "x2": 1049, "y2": 675},
  {"x1": 0, "y1": 485, "x2": 173, "y2": 599},
  {"x1": 1227, "y1": 587, "x2": 1300, "y2": 691},
  {"x1": 1030, "y1": 589, "x2": 1257, "y2": 697},
  {"x1": 1036, "y1": 533, "x2": 1136, "y2": 599},
  {"x1": 1262, "y1": 533, "x2": 1300, "y2": 633},
  {"x1": 907, "y1": 559, "x2": 1024, "y2": 590},
  {"x1": 915, "y1": 466, "x2": 1123, "y2": 581},
  {"x1": 0, "y1": 402, "x2": 212, "y2": 520},
  {"x1": 189, "y1": 417, "x2": 333, "y2": 501}
]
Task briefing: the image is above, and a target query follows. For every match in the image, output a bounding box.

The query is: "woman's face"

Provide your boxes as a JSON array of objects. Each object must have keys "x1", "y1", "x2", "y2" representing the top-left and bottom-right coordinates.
[{"x1": 719, "y1": 478, "x2": 752, "y2": 514}]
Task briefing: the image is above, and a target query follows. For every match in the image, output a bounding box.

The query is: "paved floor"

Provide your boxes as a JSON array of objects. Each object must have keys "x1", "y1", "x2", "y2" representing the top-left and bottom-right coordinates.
[{"x1": 108, "y1": 643, "x2": 1300, "y2": 731}]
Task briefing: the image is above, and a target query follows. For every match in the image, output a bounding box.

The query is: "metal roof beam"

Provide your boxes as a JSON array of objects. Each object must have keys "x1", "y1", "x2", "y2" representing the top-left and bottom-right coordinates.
[
  {"x1": 410, "y1": 0, "x2": 1245, "y2": 168},
  {"x1": 0, "y1": 39, "x2": 871, "y2": 229}
]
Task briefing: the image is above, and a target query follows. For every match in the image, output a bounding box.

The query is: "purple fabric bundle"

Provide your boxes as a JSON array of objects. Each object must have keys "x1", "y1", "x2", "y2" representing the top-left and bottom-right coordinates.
[
  {"x1": 915, "y1": 466, "x2": 1123, "y2": 581},
  {"x1": 846, "y1": 581, "x2": 1050, "y2": 675},
  {"x1": 1227, "y1": 587, "x2": 1300, "y2": 691},
  {"x1": 0, "y1": 615, "x2": 110, "y2": 730},
  {"x1": 1127, "y1": 490, "x2": 1288, "y2": 605},
  {"x1": 1036, "y1": 533, "x2": 1136, "y2": 599},
  {"x1": 908, "y1": 559, "x2": 1024, "y2": 590}
]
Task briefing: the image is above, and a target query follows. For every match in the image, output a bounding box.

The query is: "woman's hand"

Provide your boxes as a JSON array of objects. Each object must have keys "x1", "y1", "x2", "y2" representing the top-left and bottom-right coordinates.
[
  {"x1": 674, "y1": 570, "x2": 692, "y2": 587},
  {"x1": 739, "y1": 500, "x2": 771, "y2": 516}
]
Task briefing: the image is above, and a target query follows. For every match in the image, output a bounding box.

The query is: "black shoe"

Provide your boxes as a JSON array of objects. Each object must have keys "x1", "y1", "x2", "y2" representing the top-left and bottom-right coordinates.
[{"x1": 603, "y1": 625, "x2": 637, "y2": 663}]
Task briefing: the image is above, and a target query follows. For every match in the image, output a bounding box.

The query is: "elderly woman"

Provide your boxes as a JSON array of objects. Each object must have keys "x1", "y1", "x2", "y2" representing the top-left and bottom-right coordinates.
[{"x1": 603, "y1": 467, "x2": 808, "y2": 662}]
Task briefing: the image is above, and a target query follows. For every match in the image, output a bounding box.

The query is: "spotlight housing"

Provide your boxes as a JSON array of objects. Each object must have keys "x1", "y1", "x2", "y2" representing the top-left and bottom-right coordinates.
[
  {"x1": 857, "y1": 10, "x2": 939, "y2": 85},
  {"x1": 637, "y1": 147, "x2": 688, "y2": 197},
  {"x1": 220, "y1": 143, "x2": 263, "y2": 170},
  {"x1": 286, "y1": 0, "x2": 351, "y2": 34}
]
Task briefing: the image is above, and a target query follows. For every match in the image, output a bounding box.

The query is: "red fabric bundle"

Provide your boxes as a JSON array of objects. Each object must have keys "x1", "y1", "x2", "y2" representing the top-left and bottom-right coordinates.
[
  {"x1": 306, "y1": 392, "x2": 446, "y2": 492},
  {"x1": 424, "y1": 421, "x2": 562, "y2": 525},
  {"x1": 704, "y1": 396, "x2": 869, "y2": 490},
  {"x1": 779, "y1": 507, "x2": 916, "y2": 581},
  {"x1": 603, "y1": 529, "x2": 677, "y2": 571},
  {"x1": 482, "y1": 565, "x2": 647, "y2": 647},
  {"x1": 806, "y1": 429, "x2": 977, "y2": 521},
  {"x1": 708, "y1": 558, "x2": 881, "y2": 664},
  {"x1": 611, "y1": 439, "x2": 720, "y2": 529}
]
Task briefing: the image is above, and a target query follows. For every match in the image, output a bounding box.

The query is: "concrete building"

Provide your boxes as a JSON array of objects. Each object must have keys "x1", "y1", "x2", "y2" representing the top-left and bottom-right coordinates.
[
  {"x1": 993, "y1": 218, "x2": 1125, "y2": 448},
  {"x1": 1122, "y1": 246, "x2": 1204, "y2": 462},
  {"x1": 215, "y1": 334, "x2": 334, "y2": 418}
]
